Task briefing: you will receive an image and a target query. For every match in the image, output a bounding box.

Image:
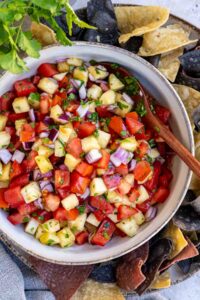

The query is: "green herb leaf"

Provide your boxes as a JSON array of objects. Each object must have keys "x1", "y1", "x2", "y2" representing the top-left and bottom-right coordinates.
[
  {"x1": 149, "y1": 139, "x2": 156, "y2": 148},
  {"x1": 0, "y1": 49, "x2": 28, "y2": 73},
  {"x1": 77, "y1": 205, "x2": 85, "y2": 215},
  {"x1": 135, "y1": 101, "x2": 147, "y2": 117},
  {"x1": 18, "y1": 31, "x2": 41, "y2": 58},
  {"x1": 88, "y1": 112, "x2": 98, "y2": 123}
]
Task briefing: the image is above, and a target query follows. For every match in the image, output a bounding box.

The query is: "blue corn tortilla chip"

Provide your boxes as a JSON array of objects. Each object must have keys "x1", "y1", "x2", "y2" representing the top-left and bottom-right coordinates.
[{"x1": 90, "y1": 261, "x2": 116, "y2": 283}]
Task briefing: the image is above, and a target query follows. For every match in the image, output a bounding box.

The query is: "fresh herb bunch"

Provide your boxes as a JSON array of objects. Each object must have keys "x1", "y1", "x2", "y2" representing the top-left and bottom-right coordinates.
[{"x1": 0, "y1": 0, "x2": 95, "y2": 73}]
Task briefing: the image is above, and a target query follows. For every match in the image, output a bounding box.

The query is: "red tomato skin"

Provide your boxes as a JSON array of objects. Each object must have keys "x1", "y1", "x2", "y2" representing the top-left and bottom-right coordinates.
[
  {"x1": 18, "y1": 203, "x2": 37, "y2": 215},
  {"x1": 22, "y1": 150, "x2": 37, "y2": 172},
  {"x1": 4, "y1": 186, "x2": 25, "y2": 208},
  {"x1": 109, "y1": 116, "x2": 124, "y2": 135},
  {"x1": 134, "y1": 161, "x2": 152, "y2": 182},
  {"x1": 55, "y1": 170, "x2": 70, "y2": 189},
  {"x1": 117, "y1": 205, "x2": 138, "y2": 220},
  {"x1": 93, "y1": 150, "x2": 110, "y2": 169},
  {"x1": 96, "y1": 106, "x2": 112, "y2": 118},
  {"x1": 35, "y1": 122, "x2": 48, "y2": 134},
  {"x1": 57, "y1": 187, "x2": 70, "y2": 199},
  {"x1": 76, "y1": 231, "x2": 89, "y2": 245},
  {"x1": 93, "y1": 210, "x2": 106, "y2": 221},
  {"x1": 125, "y1": 117, "x2": 144, "y2": 135},
  {"x1": 0, "y1": 189, "x2": 9, "y2": 209},
  {"x1": 136, "y1": 200, "x2": 151, "y2": 213},
  {"x1": 66, "y1": 138, "x2": 82, "y2": 158},
  {"x1": 70, "y1": 172, "x2": 90, "y2": 194},
  {"x1": 0, "y1": 91, "x2": 15, "y2": 111},
  {"x1": 115, "y1": 164, "x2": 129, "y2": 175},
  {"x1": 103, "y1": 174, "x2": 121, "y2": 189},
  {"x1": 53, "y1": 207, "x2": 68, "y2": 221},
  {"x1": 90, "y1": 196, "x2": 114, "y2": 214},
  {"x1": 144, "y1": 161, "x2": 162, "y2": 191},
  {"x1": 10, "y1": 173, "x2": 29, "y2": 188},
  {"x1": 14, "y1": 80, "x2": 37, "y2": 97},
  {"x1": 32, "y1": 75, "x2": 41, "y2": 85},
  {"x1": 76, "y1": 161, "x2": 94, "y2": 177},
  {"x1": 37, "y1": 63, "x2": 58, "y2": 77},
  {"x1": 7, "y1": 212, "x2": 28, "y2": 225},
  {"x1": 34, "y1": 210, "x2": 53, "y2": 223},
  {"x1": 77, "y1": 122, "x2": 96, "y2": 138},
  {"x1": 151, "y1": 187, "x2": 170, "y2": 204},
  {"x1": 91, "y1": 219, "x2": 116, "y2": 246},
  {"x1": 8, "y1": 112, "x2": 28, "y2": 122},
  {"x1": 10, "y1": 161, "x2": 23, "y2": 180},
  {"x1": 129, "y1": 188, "x2": 140, "y2": 202},
  {"x1": 155, "y1": 104, "x2": 171, "y2": 124},
  {"x1": 159, "y1": 168, "x2": 173, "y2": 187}
]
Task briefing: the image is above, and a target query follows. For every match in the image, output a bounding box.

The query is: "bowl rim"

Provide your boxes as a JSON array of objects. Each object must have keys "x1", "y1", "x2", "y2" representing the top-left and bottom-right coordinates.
[{"x1": 0, "y1": 42, "x2": 194, "y2": 265}]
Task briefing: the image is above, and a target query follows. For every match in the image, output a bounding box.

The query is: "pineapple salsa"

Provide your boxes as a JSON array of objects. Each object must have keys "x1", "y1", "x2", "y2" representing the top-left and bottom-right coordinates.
[{"x1": 0, "y1": 58, "x2": 173, "y2": 247}]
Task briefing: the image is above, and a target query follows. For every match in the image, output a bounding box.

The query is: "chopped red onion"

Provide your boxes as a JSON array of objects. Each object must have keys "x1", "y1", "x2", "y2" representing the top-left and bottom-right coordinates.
[
  {"x1": 80, "y1": 188, "x2": 90, "y2": 199},
  {"x1": 39, "y1": 180, "x2": 54, "y2": 192},
  {"x1": 39, "y1": 132, "x2": 49, "y2": 138},
  {"x1": 34, "y1": 198, "x2": 44, "y2": 209},
  {"x1": 96, "y1": 65, "x2": 108, "y2": 72},
  {"x1": 79, "y1": 84, "x2": 87, "y2": 99},
  {"x1": 0, "y1": 149, "x2": 12, "y2": 164},
  {"x1": 86, "y1": 149, "x2": 102, "y2": 164},
  {"x1": 49, "y1": 128, "x2": 59, "y2": 142},
  {"x1": 67, "y1": 87, "x2": 77, "y2": 94},
  {"x1": 95, "y1": 79, "x2": 107, "y2": 84},
  {"x1": 87, "y1": 204, "x2": 96, "y2": 213},
  {"x1": 59, "y1": 164, "x2": 68, "y2": 171},
  {"x1": 89, "y1": 74, "x2": 95, "y2": 82},
  {"x1": 45, "y1": 143, "x2": 55, "y2": 149},
  {"x1": 77, "y1": 103, "x2": 89, "y2": 117},
  {"x1": 12, "y1": 150, "x2": 25, "y2": 164},
  {"x1": 33, "y1": 169, "x2": 53, "y2": 181},
  {"x1": 145, "y1": 206, "x2": 157, "y2": 221},
  {"x1": 70, "y1": 79, "x2": 82, "y2": 89},
  {"x1": 56, "y1": 58, "x2": 67, "y2": 63},
  {"x1": 43, "y1": 116, "x2": 54, "y2": 125},
  {"x1": 129, "y1": 159, "x2": 137, "y2": 171},
  {"x1": 104, "y1": 174, "x2": 121, "y2": 189},
  {"x1": 107, "y1": 104, "x2": 118, "y2": 111},
  {"x1": 110, "y1": 147, "x2": 130, "y2": 167},
  {"x1": 122, "y1": 92, "x2": 134, "y2": 105},
  {"x1": 22, "y1": 142, "x2": 33, "y2": 150},
  {"x1": 29, "y1": 109, "x2": 36, "y2": 122}
]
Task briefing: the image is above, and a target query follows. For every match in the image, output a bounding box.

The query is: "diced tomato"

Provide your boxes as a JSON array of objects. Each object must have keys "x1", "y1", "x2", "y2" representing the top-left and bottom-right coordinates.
[
  {"x1": 35, "y1": 121, "x2": 48, "y2": 133},
  {"x1": 0, "y1": 189, "x2": 8, "y2": 209},
  {"x1": 135, "y1": 128, "x2": 152, "y2": 141},
  {"x1": 76, "y1": 161, "x2": 94, "y2": 177},
  {"x1": 4, "y1": 186, "x2": 25, "y2": 208},
  {"x1": 18, "y1": 203, "x2": 37, "y2": 215},
  {"x1": 151, "y1": 187, "x2": 170, "y2": 204},
  {"x1": 53, "y1": 207, "x2": 67, "y2": 221},
  {"x1": 57, "y1": 187, "x2": 70, "y2": 199},
  {"x1": 8, "y1": 212, "x2": 29, "y2": 225},
  {"x1": 118, "y1": 179, "x2": 131, "y2": 195},
  {"x1": 129, "y1": 188, "x2": 140, "y2": 202},
  {"x1": 103, "y1": 174, "x2": 121, "y2": 189},
  {"x1": 90, "y1": 196, "x2": 114, "y2": 214},
  {"x1": 10, "y1": 173, "x2": 29, "y2": 188},
  {"x1": 77, "y1": 122, "x2": 96, "y2": 138},
  {"x1": 14, "y1": 79, "x2": 37, "y2": 97},
  {"x1": 5, "y1": 126, "x2": 16, "y2": 136},
  {"x1": 34, "y1": 210, "x2": 52, "y2": 223},
  {"x1": 159, "y1": 167, "x2": 173, "y2": 187},
  {"x1": 96, "y1": 106, "x2": 112, "y2": 118},
  {"x1": 76, "y1": 231, "x2": 89, "y2": 245},
  {"x1": 65, "y1": 208, "x2": 79, "y2": 221},
  {"x1": 22, "y1": 150, "x2": 37, "y2": 172},
  {"x1": 144, "y1": 161, "x2": 161, "y2": 191},
  {"x1": 0, "y1": 91, "x2": 15, "y2": 112},
  {"x1": 65, "y1": 101, "x2": 79, "y2": 113},
  {"x1": 125, "y1": 117, "x2": 144, "y2": 135},
  {"x1": 70, "y1": 171, "x2": 90, "y2": 194},
  {"x1": 93, "y1": 149, "x2": 110, "y2": 169},
  {"x1": 110, "y1": 141, "x2": 119, "y2": 151},
  {"x1": 136, "y1": 200, "x2": 151, "y2": 213},
  {"x1": 115, "y1": 164, "x2": 129, "y2": 175},
  {"x1": 10, "y1": 161, "x2": 23, "y2": 180},
  {"x1": 114, "y1": 227, "x2": 127, "y2": 237},
  {"x1": 59, "y1": 76, "x2": 69, "y2": 88},
  {"x1": 136, "y1": 141, "x2": 149, "y2": 158},
  {"x1": 55, "y1": 170, "x2": 70, "y2": 189},
  {"x1": 37, "y1": 63, "x2": 58, "y2": 77},
  {"x1": 109, "y1": 116, "x2": 124, "y2": 135},
  {"x1": 134, "y1": 161, "x2": 152, "y2": 182},
  {"x1": 94, "y1": 210, "x2": 106, "y2": 222},
  {"x1": 126, "y1": 111, "x2": 139, "y2": 120},
  {"x1": 32, "y1": 75, "x2": 41, "y2": 85},
  {"x1": 117, "y1": 205, "x2": 138, "y2": 220},
  {"x1": 40, "y1": 94, "x2": 50, "y2": 114},
  {"x1": 66, "y1": 137, "x2": 82, "y2": 158},
  {"x1": 157, "y1": 142, "x2": 166, "y2": 157},
  {"x1": 155, "y1": 104, "x2": 171, "y2": 124},
  {"x1": 51, "y1": 95, "x2": 62, "y2": 106},
  {"x1": 43, "y1": 193, "x2": 60, "y2": 212},
  {"x1": 20, "y1": 123, "x2": 35, "y2": 142},
  {"x1": 8, "y1": 112, "x2": 28, "y2": 122},
  {"x1": 91, "y1": 218, "x2": 116, "y2": 246},
  {"x1": 55, "y1": 90, "x2": 67, "y2": 100}
]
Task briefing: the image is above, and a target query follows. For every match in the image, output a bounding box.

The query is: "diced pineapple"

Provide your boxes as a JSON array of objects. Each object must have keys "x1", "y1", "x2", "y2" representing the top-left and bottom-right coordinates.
[
  {"x1": 0, "y1": 162, "x2": 11, "y2": 182},
  {"x1": 124, "y1": 174, "x2": 134, "y2": 186},
  {"x1": 15, "y1": 119, "x2": 27, "y2": 136},
  {"x1": 96, "y1": 130, "x2": 111, "y2": 148},
  {"x1": 39, "y1": 232, "x2": 59, "y2": 246},
  {"x1": 81, "y1": 136, "x2": 100, "y2": 153},
  {"x1": 107, "y1": 209, "x2": 118, "y2": 223},
  {"x1": 55, "y1": 140, "x2": 65, "y2": 157},
  {"x1": 115, "y1": 195, "x2": 134, "y2": 208},
  {"x1": 38, "y1": 145, "x2": 54, "y2": 158},
  {"x1": 0, "y1": 131, "x2": 11, "y2": 149},
  {"x1": 96, "y1": 168, "x2": 106, "y2": 176},
  {"x1": 87, "y1": 84, "x2": 102, "y2": 100},
  {"x1": 0, "y1": 115, "x2": 8, "y2": 131},
  {"x1": 64, "y1": 154, "x2": 81, "y2": 172},
  {"x1": 57, "y1": 227, "x2": 75, "y2": 248},
  {"x1": 50, "y1": 104, "x2": 64, "y2": 122},
  {"x1": 86, "y1": 213, "x2": 100, "y2": 227},
  {"x1": 120, "y1": 137, "x2": 138, "y2": 152},
  {"x1": 67, "y1": 57, "x2": 83, "y2": 66},
  {"x1": 42, "y1": 219, "x2": 60, "y2": 233},
  {"x1": 35, "y1": 155, "x2": 53, "y2": 174},
  {"x1": 68, "y1": 213, "x2": 87, "y2": 233},
  {"x1": 114, "y1": 94, "x2": 133, "y2": 117},
  {"x1": 61, "y1": 194, "x2": 79, "y2": 210},
  {"x1": 148, "y1": 148, "x2": 160, "y2": 160},
  {"x1": 53, "y1": 72, "x2": 67, "y2": 81},
  {"x1": 25, "y1": 218, "x2": 40, "y2": 235},
  {"x1": 38, "y1": 78, "x2": 58, "y2": 94},
  {"x1": 88, "y1": 102, "x2": 96, "y2": 112},
  {"x1": 134, "y1": 211, "x2": 145, "y2": 225},
  {"x1": 137, "y1": 170, "x2": 153, "y2": 184},
  {"x1": 0, "y1": 181, "x2": 9, "y2": 188},
  {"x1": 59, "y1": 220, "x2": 68, "y2": 228},
  {"x1": 58, "y1": 125, "x2": 76, "y2": 143},
  {"x1": 73, "y1": 67, "x2": 88, "y2": 85},
  {"x1": 136, "y1": 186, "x2": 149, "y2": 204},
  {"x1": 32, "y1": 138, "x2": 43, "y2": 151},
  {"x1": 90, "y1": 178, "x2": 107, "y2": 196},
  {"x1": 107, "y1": 190, "x2": 123, "y2": 204},
  {"x1": 0, "y1": 162, "x2": 2, "y2": 175},
  {"x1": 109, "y1": 74, "x2": 125, "y2": 91},
  {"x1": 116, "y1": 217, "x2": 139, "y2": 237},
  {"x1": 57, "y1": 61, "x2": 70, "y2": 72},
  {"x1": 99, "y1": 90, "x2": 116, "y2": 106},
  {"x1": 88, "y1": 65, "x2": 108, "y2": 80},
  {"x1": 35, "y1": 225, "x2": 45, "y2": 240},
  {"x1": 12, "y1": 97, "x2": 30, "y2": 113},
  {"x1": 21, "y1": 181, "x2": 41, "y2": 203}
]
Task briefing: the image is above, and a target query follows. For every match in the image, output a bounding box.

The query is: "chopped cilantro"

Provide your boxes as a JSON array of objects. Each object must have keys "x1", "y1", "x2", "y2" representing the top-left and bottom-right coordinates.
[
  {"x1": 79, "y1": 66, "x2": 85, "y2": 71},
  {"x1": 93, "y1": 129, "x2": 99, "y2": 137},
  {"x1": 30, "y1": 122, "x2": 35, "y2": 128},
  {"x1": 58, "y1": 138, "x2": 65, "y2": 148},
  {"x1": 23, "y1": 216, "x2": 30, "y2": 223},
  {"x1": 68, "y1": 93, "x2": 76, "y2": 100},
  {"x1": 150, "y1": 103, "x2": 155, "y2": 113},
  {"x1": 47, "y1": 239, "x2": 55, "y2": 246},
  {"x1": 28, "y1": 92, "x2": 40, "y2": 102},
  {"x1": 80, "y1": 152, "x2": 85, "y2": 158},
  {"x1": 8, "y1": 142, "x2": 14, "y2": 149},
  {"x1": 88, "y1": 112, "x2": 98, "y2": 123},
  {"x1": 63, "y1": 99, "x2": 69, "y2": 109},
  {"x1": 111, "y1": 63, "x2": 119, "y2": 69},
  {"x1": 69, "y1": 65, "x2": 75, "y2": 72},
  {"x1": 89, "y1": 59, "x2": 97, "y2": 66},
  {"x1": 135, "y1": 101, "x2": 147, "y2": 117},
  {"x1": 149, "y1": 139, "x2": 156, "y2": 148},
  {"x1": 123, "y1": 76, "x2": 139, "y2": 96},
  {"x1": 38, "y1": 215, "x2": 44, "y2": 221},
  {"x1": 120, "y1": 130, "x2": 127, "y2": 137},
  {"x1": 32, "y1": 212, "x2": 38, "y2": 217},
  {"x1": 105, "y1": 118, "x2": 111, "y2": 127},
  {"x1": 65, "y1": 233, "x2": 69, "y2": 238},
  {"x1": 48, "y1": 124, "x2": 59, "y2": 130},
  {"x1": 78, "y1": 205, "x2": 85, "y2": 214},
  {"x1": 95, "y1": 99, "x2": 101, "y2": 106},
  {"x1": 117, "y1": 101, "x2": 128, "y2": 110},
  {"x1": 146, "y1": 155, "x2": 153, "y2": 164}
]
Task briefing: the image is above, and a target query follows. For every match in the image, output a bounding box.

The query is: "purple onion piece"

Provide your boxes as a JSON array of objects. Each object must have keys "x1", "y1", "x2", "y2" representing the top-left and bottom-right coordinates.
[
  {"x1": 80, "y1": 188, "x2": 90, "y2": 200},
  {"x1": 110, "y1": 147, "x2": 130, "y2": 166},
  {"x1": 59, "y1": 164, "x2": 68, "y2": 171},
  {"x1": 70, "y1": 79, "x2": 82, "y2": 89},
  {"x1": 33, "y1": 169, "x2": 53, "y2": 181},
  {"x1": 39, "y1": 180, "x2": 54, "y2": 192},
  {"x1": 59, "y1": 113, "x2": 70, "y2": 122},
  {"x1": 0, "y1": 149, "x2": 12, "y2": 164},
  {"x1": 45, "y1": 144, "x2": 55, "y2": 149},
  {"x1": 43, "y1": 116, "x2": 55, "y2": 126},
  {"x1": 67, "y1": 87, "x2": 77, "y2": 94},
  {"x1": 79, "y1": 84, "x2": 87, "y2": 99},
  {"x1": 89, "y1": 74, "x2": 95, "y2": 82},
  {"x1": 49, "y1": 128, "x2": 59, "y2": 142},
  {"x1": 29, "y1": 109, "x2": 36, "y2": 122},
  {"x1": 22, "y1": 142, "x2": 33, "y2": 151},
  {"x1": 11, "y1": 150, "x2": 25, "y2": 164},
  {"x1": 77, "y1": 103, "x2": 89, "y2": 118},
  {"x1": 56, "y1": 58, "x2": 67, "y2": 63},
  {"x1": 145, "y1": 206, "x2": 157, "y2": 222},
  {"x1": 34, "y1": 198, "x2": 44, "y2": 210},
  {"x1": 129, "y1": 159, "x2": 137, "y2": 171},
  {"x1": 122, "y1": 92, "x2": 134, "y2": 105},
  {"x1": 85, "y1": 149, "x2": 102, "y2": 164},
  {"x1": 39, "y1": 132, "x2": 49, "y2": 138}
]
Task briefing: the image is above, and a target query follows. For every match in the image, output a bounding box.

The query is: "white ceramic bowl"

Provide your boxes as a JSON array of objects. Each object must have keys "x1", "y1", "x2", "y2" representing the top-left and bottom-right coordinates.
[{"x1": 0, "y1": 43, "x2": 194, "y2": 265}]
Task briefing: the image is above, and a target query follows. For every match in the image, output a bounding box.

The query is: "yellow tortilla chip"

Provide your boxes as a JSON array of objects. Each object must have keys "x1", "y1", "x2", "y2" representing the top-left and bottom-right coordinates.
[
  {"x1": 151, "y1": 272, "x2": 171, "y2": 289},
  {"x1": 158, "y1": 48, "x2": 183, "y2": 82},
  {"x1": 31, "y1": 22, "x2": 57, "y2": 46},
  {"x1": 163, "y1": 222, "x2": 188, "y2": 259},
  {"x1": 115, "y1": 6, "x2": 169, "y2": 44},
  {"x1": 138, "y1": 24, "x2": 198, "y2": 56},
  {"x1": 71, "y1": 280, "x2": 125, "y2": 300}
]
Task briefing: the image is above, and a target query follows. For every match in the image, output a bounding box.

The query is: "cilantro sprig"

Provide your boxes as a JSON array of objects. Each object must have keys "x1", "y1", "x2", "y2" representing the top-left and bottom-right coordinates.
[{"x1": 0, "y1": 0, "x2": 95, "y2": 74}]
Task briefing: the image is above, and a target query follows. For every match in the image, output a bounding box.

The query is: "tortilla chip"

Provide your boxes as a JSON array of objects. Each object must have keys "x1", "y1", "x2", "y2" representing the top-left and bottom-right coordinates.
[
  {"x1": 151, "y1": 272, "x2": 171, "y2": 289},
  {"x1": 31, "y1": 22, "x2": 57, "y2": 46},
  {"x1": 138, "y1": 24, "x2": 198, "y2": 56},
  {"x1": 158, "y1": 48, "x2": 183, "y2": 82},
  {"x1": 115, "y1": 6, "x2": 169, "y2": 44},
  {"x1": 163, "y1": 222, "x2": 188, "y2": 259},
  {"x1": 71, "y1": 280, "x2": 125, "y2": 300}
]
